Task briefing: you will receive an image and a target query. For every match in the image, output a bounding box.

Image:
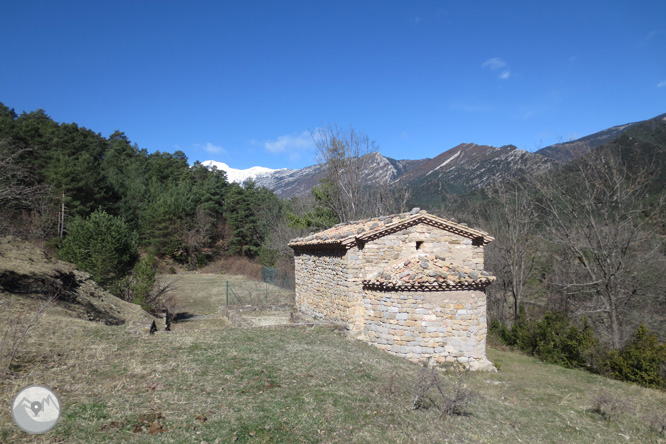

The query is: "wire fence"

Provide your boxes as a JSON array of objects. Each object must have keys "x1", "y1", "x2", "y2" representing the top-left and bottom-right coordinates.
[{"x1": 224, "y1": 268, "x2": 295, "y2": 306}]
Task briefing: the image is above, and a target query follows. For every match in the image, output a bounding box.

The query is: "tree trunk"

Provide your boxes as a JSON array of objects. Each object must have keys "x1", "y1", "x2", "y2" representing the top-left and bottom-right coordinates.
[{"x1": 608, "y1": 298, "x2": 622, "y2": 349}]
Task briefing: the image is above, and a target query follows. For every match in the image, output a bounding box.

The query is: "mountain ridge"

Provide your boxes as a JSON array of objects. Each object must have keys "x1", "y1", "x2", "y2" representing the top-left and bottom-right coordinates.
[{"x1": 202, "y1": 112, "x2": 665, "y2": 199}]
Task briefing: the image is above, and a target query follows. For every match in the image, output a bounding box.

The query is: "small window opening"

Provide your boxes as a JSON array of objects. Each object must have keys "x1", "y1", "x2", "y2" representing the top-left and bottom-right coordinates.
[{"x1": 415, "y1": 241, "x2": 424, "y2": 250}]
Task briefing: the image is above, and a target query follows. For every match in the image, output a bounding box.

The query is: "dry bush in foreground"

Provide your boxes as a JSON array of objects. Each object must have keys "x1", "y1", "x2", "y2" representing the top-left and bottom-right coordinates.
[
  {"x1": 412, "y1": 363, "x2": 476, "y2": 417},
  {"x1": 0, "y1": 279, "x2": 64, "y2": 372},
  {"x1": 591, "y1": 392, "x2": 632, "y2": 422},
  {"x1": 645, "y1": 409, "x2": 666, "y2": 438}
]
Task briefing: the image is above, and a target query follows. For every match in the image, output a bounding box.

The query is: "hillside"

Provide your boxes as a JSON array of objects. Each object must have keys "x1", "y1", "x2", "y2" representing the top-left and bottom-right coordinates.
[
  {"x1": 405, "y1": 143, "x2": 553, "y2": 202},
  {"x1": 535, "y1": 113, "x2": 666, "y2": 162},
  {"x1": 251, "y1": 152, "x2": 429, "y2": 199},
  {"x1": 1, "y1": 264, "x2": 665, "y2": 442},
  {"x1": 0, "y1": 236, "x2": 154, "y2": 331}
]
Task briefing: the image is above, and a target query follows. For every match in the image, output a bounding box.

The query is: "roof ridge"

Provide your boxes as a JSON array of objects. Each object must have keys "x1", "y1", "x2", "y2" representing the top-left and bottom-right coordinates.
[{"x1": 288, "y1": 209, "x2": 493, "y2": 248}]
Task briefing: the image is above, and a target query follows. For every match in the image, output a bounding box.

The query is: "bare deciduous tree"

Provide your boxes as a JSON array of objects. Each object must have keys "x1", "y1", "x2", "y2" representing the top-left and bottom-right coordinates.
[
  {"x1": 312, "y1": 125, "x2": 377, "y2": 222},
  {"x1": 183, "y1": 206, "x2": 215, "y2": 266},
  {"x1": 0, "y1": 140, "x2": 52, "y2": 238},
  {"x1": 533, "y1": 147, "x2": 664, "y2": 348},
  {"x1": 481, "y1": 180, "x2": 537, "y2": 322},
  {"x1": 312, "y1": 125, "x2": 410, "y2": 222},
  {"x1": 0, "y1": 142, "x2": 39, "y2": 210}
]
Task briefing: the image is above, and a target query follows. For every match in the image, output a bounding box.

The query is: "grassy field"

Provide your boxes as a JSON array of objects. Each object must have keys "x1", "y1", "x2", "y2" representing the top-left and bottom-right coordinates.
[
  {"x1": 159, "y1": 273, "x2": 295, "y2": 311},
  {"x1": 2, "y1": 275, "x2": 665, "y2": 443},
  {"x1": 157, "y1": 273, "x2": 296, "y2": 331}
]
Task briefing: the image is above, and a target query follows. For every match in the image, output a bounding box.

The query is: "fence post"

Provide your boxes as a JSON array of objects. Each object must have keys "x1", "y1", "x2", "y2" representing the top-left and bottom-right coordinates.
[{"x1": 226, "y1": 280, "x2": 229, "y2": 306}]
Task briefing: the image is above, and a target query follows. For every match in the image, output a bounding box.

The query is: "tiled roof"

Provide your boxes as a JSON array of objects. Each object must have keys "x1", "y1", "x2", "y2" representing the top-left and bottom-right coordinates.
[
  {"x1": 288, "y1": 209, "x2": 493, "y2": 249},
  {"x1": 362, "y1": 254, "x2": 495, "y2": 291}
]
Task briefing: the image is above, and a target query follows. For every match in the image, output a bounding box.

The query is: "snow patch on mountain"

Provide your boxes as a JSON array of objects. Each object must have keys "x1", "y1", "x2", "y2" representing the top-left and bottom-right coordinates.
[
  {"x1": 201, "y1": 160, "x2": 285, "y2": 184},
  {"x1": 427, "y1": 151, "x2": 460, "y2": 176}
]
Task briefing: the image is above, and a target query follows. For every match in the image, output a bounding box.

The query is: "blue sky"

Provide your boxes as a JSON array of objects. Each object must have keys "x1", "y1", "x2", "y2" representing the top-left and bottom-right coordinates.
[{"x1": 2, "y1": 1, "x2": 664, "y2": 170}]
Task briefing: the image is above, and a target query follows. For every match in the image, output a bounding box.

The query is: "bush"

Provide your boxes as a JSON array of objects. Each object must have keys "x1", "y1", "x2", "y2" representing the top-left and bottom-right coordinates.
[
  {"x1": 606, "y1": 324, "x2": 666, "y2": 389},
  {"x1": 58, "y1": 209, "x2": 138, "y2": 291},
  {"x1": 494, "y1": 309, "x2": 596, "y2": 369},
  {"x1": 129, "y1": 256, "x2": 157, "y2": 310},
  {"x1": 495, "y1": 313, "x2": 666, "y2": 389},
  {"x1": 508, "y1": 305, "x2": 537, "y2": 353},
  {"x1": 412, "y1": 363, "x2": 476, "y2": 417},
  {"x1": 592, "y1": 392, "x2": 632, "y2": 422},
  {"x1": 533, "y1": 313, "x2": 596, "y2": 368}
]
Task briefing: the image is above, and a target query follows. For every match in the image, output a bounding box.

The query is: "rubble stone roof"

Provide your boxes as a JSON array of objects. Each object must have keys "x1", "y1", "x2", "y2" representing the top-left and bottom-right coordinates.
[
  {"x1": 362, "y1": 254, "x2": 495, "y2": 291},
  {"x1": 289, "y1": 209, "x2": 494, "y2": 249}
]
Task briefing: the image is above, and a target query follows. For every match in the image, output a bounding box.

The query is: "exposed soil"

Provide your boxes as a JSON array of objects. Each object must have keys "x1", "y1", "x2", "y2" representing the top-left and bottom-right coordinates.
[{"x1": 0, "y1": 236, "x2": 155, "y2": 329}]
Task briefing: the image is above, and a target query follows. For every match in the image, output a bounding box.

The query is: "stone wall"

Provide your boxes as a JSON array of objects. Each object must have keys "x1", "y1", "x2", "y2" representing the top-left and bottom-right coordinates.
[
  {"x1": 292, "y1": 221, "x2": 493, "y2": 369},
  {"x1": 293, "y1": 249, "x2": 354, "y2": 328},
  {"x1": 358, "y1": 224, "x2": 484, "y2": 278},
  {"x1": 361, "y1": 289, "x2": 490, "y2": 367}
]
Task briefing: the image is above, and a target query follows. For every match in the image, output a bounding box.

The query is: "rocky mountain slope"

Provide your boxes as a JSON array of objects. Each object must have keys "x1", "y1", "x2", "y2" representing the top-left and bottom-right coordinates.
[
  {"x1": 535, "y1": 113, "x2": 666, "y2": 162},
  {"x1": 203, "y1": 113, "x2": 664, "y2": 199},
  {"x1": 251, "y1": 144, "x2": 552, "y2": 199},
  {"x1": 403, "y1": 143, "x2": 553, "y2": 192}
]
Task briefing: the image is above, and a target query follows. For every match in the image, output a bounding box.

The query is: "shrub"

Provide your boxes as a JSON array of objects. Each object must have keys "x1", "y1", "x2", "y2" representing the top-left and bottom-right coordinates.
[
  {"x1": 606, "y1": 324, "x2": 666, "y2": 389},
  {"x1": 494, "y1": 309, "x2": 596, "y2": 369},
  {"x1": 129, "y1": 256, "x2": 157, "y2": 310},
  {"x1": 533, "y1": 313, "x2": 596, "y2": 368},
  {"x1": 412, "y1": 363, "x2": 476, "y2": 417},
  {"x1": 591, "y1": 392, "x2": 631, "y2": 422},
  {"x1": 58, "y1": 209, "x2": 138, "y2": 291},
  {"x1": 509, "y1": 305, "x2": 537, "y2": 353}
]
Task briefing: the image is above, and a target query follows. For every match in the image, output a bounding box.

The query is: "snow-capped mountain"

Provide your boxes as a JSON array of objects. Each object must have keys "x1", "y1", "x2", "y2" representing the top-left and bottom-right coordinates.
[
  {"x1": 201, "y1": 113, "x2": 665, "y2": 200},
  {"x1": 200, "y1": 160, "x2": 285, "y2": 184},
  {"x1": 202, "y1": 145, "x2": 551, "y2": 199}
]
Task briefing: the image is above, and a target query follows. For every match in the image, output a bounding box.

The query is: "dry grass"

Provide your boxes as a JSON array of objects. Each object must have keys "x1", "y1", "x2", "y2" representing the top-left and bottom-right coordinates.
[
  {"x1": 158, "y1": 273, "x2": 294, "y2": 316},
  {"x1": 2, "y1": 274, "x2": 666, "y2": 443},
  {"x1": 198, "y1": 256, "x2": 265, "y2": 281}
]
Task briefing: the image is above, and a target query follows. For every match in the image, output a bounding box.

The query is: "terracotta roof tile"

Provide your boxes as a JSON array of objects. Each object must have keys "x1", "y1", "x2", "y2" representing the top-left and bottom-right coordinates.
[
  {"x1": 362, "y1": 254, "x2": 495, "y2": 291},
  {"x1": 289, "y1": 209, "x2": 493, "y2": 249}
]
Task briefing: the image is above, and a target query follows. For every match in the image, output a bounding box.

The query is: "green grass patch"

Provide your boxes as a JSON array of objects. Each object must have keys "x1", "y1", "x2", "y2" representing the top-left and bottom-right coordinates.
[{"x1": 2, "y1": 278, "x2": 666, "y2": 443}]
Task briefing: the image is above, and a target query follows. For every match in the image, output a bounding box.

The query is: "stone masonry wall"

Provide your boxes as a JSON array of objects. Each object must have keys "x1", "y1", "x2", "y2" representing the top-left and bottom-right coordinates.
[
  {"x1": 359, "y1": 224, "x2": 484, "y2": 278},
  {"x1": 293, "y1": 249, "x2": 354, "y2": 328},
  {"x1": 293, "y1": 222, "x2": 492, "y2": 367},
  {"x1": 361, "y1": 289, "x2": 488, "y2": 365},
  {"x1": 344, "y1": 223, "x2": 486, "y2": 342}
]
